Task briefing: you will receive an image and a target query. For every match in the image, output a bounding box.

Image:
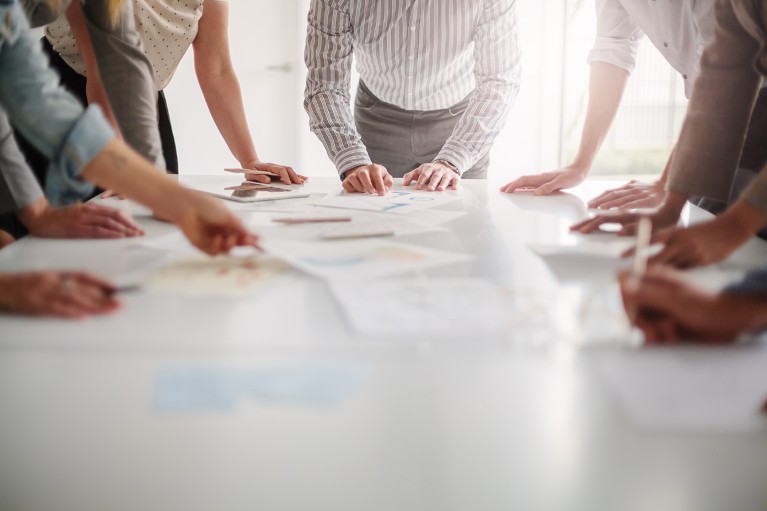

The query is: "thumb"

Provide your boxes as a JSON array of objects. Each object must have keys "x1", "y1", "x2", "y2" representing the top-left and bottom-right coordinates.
[{"x1": 534, "y1": 178, "x2": 563, "y2": 196}]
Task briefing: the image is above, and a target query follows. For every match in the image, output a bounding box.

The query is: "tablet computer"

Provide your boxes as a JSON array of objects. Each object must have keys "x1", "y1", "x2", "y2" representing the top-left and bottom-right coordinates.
[{"x1": 179, "y1": 177, "x2": 311, "y2": 203}]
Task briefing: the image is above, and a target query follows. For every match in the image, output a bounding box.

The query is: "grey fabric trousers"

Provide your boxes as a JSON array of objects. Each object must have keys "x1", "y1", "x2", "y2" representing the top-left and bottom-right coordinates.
[{"x1": 353, "y1": 81, "x2": 489, "y2": 179}]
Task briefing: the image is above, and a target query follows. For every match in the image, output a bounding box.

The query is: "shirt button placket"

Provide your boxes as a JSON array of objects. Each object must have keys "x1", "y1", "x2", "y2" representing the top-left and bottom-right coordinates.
[{"x1": 407, "y1": 7, "x2": 418, "y2": 109}]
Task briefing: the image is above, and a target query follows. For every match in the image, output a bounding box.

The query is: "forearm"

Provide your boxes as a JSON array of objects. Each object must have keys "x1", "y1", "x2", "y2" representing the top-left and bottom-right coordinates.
[
  {"x1": 304, "y1": 4, "x2": 369, "y2": 175},
  {"x1": 438, "y1": 0, "x2": 520, "y2": 174},
  {"x1": 667, "y1": 0, "x2": 762, "y2": 201},
  {"x1": 80, "y1": 140, "x2": 190, "y2": 221},
  {"x1": 81, "y1": 0, "x2": 165, "y2": 168},
  {"x1": 66, "y1": 0, "x2": 120, "y2": 134},
  {"x1": 572, "y1": 62, "x2": 630, "y2": 170},
  {"x1": 436, "y1": 78, "x2": 518, "y2": 174},
  {"x1": 198, "y1": 70, "x2": 259, "y2": 166}
]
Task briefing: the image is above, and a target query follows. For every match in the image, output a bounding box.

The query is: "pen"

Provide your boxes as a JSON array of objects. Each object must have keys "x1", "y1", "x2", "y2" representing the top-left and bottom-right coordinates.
[
  {"x1": 224, "y1": 167, "x2": 280, "y2": 178},
  {"x1": 273, "y1": 217, "x2": 352, "y2": 225},
  {"x1": 627, "y1": 216, "x2": 652, "y2": 325},
  {"x1": 107, "y1": 284, "x2": 141, "y2": 296},
  {"x1": 321, "y1": 230, "x2": 394, "y2": 241}
]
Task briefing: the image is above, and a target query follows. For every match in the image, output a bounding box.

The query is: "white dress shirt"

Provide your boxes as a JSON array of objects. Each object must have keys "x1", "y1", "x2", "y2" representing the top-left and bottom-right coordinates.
[
  {"x1": 588, "y1": 0, "x2": 716, "y2": 98},
  {"x1": 304, "y1": 0, "x2": 521, "y2": 176}
]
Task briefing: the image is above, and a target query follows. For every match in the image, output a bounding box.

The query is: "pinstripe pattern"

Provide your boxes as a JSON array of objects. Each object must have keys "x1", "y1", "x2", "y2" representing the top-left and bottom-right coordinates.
[{"x1": 304, "y1": 0, "x2": 521, "y2": 176}]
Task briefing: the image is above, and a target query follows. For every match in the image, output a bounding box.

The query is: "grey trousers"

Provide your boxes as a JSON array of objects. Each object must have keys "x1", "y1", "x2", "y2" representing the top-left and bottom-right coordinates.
[{"x1": 354, "y1": 81, "x2": 488, "y2": 179}]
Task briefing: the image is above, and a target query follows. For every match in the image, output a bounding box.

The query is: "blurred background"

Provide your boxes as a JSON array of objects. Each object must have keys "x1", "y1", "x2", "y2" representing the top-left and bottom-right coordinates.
[{"x1": 165, "y1": 0, "x2": 687, "y2": 182}]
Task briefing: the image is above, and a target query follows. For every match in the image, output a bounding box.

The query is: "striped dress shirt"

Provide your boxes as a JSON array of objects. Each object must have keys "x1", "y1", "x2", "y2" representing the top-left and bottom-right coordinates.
[{"x1": 304, "y1": 0, "x2": 521, "y2": 176}]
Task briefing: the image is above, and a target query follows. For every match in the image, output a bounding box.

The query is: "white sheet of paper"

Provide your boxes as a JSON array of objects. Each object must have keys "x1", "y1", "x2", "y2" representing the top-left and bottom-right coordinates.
[
  {"x1": 330, "y1": 279, "x2": 510, "y2": 337},
  {"x1": 406, "y1": 209, "x2": 467, "y2": 226},
  {"x1": 592, "y1": 342, "x2": 767, "y2": 431},
  {"x1": 264, "y1": 239, "x2": 471, "y2": 280},
  {"x1": 530, "y1": 240, "x2": 636, "y2": 259},
  {"x1": 141, "y1": 255, "x2": 288, "y2": 295},
  {"x1": 254, "y1": 210, "x2": 446, "y2": 241},
  {"x1": 317, "y1": 189, "x2": 460, "y2": 215}
]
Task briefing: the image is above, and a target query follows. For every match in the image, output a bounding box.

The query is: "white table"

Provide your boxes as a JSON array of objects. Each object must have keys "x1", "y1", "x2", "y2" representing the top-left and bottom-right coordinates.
[{"x1": 0, "y1": 177, "x2": 766, "y2": 511}]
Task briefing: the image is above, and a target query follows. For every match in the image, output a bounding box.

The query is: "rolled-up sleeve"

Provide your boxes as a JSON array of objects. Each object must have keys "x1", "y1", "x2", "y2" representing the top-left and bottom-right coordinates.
[
  {"x1": 0, "y1": 1, "x2": 114, "y2": 205},
  {"x1": 436, "y1": 0, "x2": 521, "y2": 174},
  {"x1": 0, "y1": 112, "x2": 43, "y2": 213},
  {"x1": 587, "y1": 0, "x2": 644, "y2": 74},
  {"x1": 304, "y1": 0, "x2": 372, "y2": 177}
]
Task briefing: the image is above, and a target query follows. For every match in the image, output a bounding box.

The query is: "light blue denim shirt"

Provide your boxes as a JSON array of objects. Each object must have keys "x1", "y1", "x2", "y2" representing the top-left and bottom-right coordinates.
[{"x1": 0, "y1": 0, "x2": 114, "y2": 205}]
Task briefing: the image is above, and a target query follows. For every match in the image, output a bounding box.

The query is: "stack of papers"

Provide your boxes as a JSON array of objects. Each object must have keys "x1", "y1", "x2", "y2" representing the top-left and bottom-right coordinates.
[{"x1": 317, "y1": 189, "x2": 461, "y2": 214}]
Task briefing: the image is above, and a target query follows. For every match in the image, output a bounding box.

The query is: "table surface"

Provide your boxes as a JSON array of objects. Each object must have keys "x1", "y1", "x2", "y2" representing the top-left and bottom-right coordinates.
[{"x1": 0, "y1": 177, "x2": 766, "y2": 511}]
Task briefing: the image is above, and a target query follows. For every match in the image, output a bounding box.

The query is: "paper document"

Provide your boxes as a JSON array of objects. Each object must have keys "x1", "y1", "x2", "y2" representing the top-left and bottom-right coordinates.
[
  {"x1": 330, "y1": 280, "x2": 631, "y2": 342},
  {"x1": 140, "y1": 255, "x2": 288, "y2": 295},
  {"x1": 318, "y1": 189, "x2": 460, "y2": 215},
  {"x1": 331, "y1": 279, "x2": 510, "y2": 337},
  {"x1": 255, "y1": 210, "x2": 447, "y2": 241},
  {"x1": 264, "y1": 239, "x2": 471, "y2": 280},
  {"x1": 591, "y1": 341, "x2": 767, "y2": 431}
]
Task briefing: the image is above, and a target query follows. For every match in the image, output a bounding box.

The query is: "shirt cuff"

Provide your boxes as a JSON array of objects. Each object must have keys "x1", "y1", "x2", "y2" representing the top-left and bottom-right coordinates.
[
  {"x1": 587, "y1": 41, "x2": 640, "y2": 74},
  {"x1": 45, "y1": 104, "x2": 115, "y2": 206},
  {"x1": 436, "y1": 142, "x2": 473, "y2": 176},
  {"x1": 334, "y1": 145, "x2": 373, "y2": 177}
]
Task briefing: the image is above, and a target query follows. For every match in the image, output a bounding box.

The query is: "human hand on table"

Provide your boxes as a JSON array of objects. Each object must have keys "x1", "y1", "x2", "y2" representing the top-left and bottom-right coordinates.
[
  {"x1": 18, "y1": 198, "x2": 144, "y2": 239},
  {"x1": 404, "y1": 161, "x2": 460, "y2": 192},
  {"x1": 619, "y1": 267, "x2": 765, "y2": 344},
  {"x1": 342, "y1": 164, "x2": 393, "y2": 196},
  {"x1": 570, "y1": 192, "x2": 687, "y2": 236},
  {"x1": 587, "y1": 179, "x2": 667, "y2": 210},
  {"x1": 621, "y1": 201, "x2": 767, "y2": 269},
  {"x1": 168, "y1": 191, "x2": 259, "y2": 256},
  {"x1": 0, "y1": 271, "x2": 120, "y2": 318},
  {"x1": 500, "y1": 164, "x2": 587, "y2": 195},
  {"x1": 243, "y1": 159, "x2": 307, "y2": 186}
]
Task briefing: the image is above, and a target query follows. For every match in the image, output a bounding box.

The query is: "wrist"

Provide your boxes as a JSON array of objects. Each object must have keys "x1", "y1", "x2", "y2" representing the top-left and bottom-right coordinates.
[
  {"x1": 570, "y1": 155, "x2": 594, "y2": 175},
  {"x1": 721, "y1": 200, "x2": 767, "y2": 238},
  {"x1": 16, "y1": 197, "x2": 50, "y2": 232},
  {"x1": 660, "y1": 191, "x2": 687, "y2": 216},
  {"x1": 241, "y1": 156, "x2": 261, "y2": 167},
  {"x1": 434, "y1": 159, "x2": 460, "y2": 175}
]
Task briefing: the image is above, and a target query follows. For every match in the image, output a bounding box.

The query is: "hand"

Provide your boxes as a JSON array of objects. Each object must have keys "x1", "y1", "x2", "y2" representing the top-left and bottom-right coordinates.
[
  {"x1": 571, "y1": 193, "x2": 686, "y2": 236},
  {"x1": 172, "y1": 191, "x2": 260, "y2": 255},
  {"x1": 403, "y1": 162, "x2": 460, "y2": 192},
  {"x1": 342, "y1": 164, "x2": 393, "y2": 196},
  {"x1": 100, "y1": 190, "x2": 126, "y2": 200},
  {"x1": 0, "y1": 272, "x2": 120, "y2": 318},
  {"x1": 619, "y1": 268, "x2": 764, "y2": 343},
  {"x1": 18, "y1": 199, "x2": 144, "y2": 239},
  {"x1": 636, "y1": 214, "x2": 754, "y2": 269},
  {"x1": 500, "y1": 165, "x2": 587, "y2": 195},
  {"x1": 0, "y1": 229, "x2": 14, "y2": 249},
  {"x1": 587, "y1": 179, "x2": 667, "y2": 210},
  {"x1": 243, "y1": 159, "x2": 307, "y2": 186}
]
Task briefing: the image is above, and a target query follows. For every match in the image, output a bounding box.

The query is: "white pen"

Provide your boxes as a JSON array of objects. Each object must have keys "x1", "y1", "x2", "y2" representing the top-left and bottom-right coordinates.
[{"x1": 628, "y1": 216, "x2": 652, "y2": 325}]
